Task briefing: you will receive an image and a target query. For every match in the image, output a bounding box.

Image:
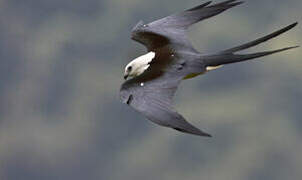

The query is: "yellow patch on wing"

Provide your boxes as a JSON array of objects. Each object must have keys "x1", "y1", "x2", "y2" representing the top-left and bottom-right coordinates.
[
  {"x1": 183, "y1": 72, "x2": 204, "y2": 79},
  {"x1": 183, "y1": 65, "x2": 224, "y2": 80}
]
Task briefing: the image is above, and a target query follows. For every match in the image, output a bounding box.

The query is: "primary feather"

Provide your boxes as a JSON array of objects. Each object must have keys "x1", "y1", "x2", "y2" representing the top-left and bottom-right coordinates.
[{"x1": 120, "y1": 0, "x2": 298, "y2": 137}]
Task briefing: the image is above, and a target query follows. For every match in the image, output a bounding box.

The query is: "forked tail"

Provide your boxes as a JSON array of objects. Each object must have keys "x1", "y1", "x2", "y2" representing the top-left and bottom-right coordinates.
[{"x1": 204, "y1": 22, "x2": 299, "y2": 67}]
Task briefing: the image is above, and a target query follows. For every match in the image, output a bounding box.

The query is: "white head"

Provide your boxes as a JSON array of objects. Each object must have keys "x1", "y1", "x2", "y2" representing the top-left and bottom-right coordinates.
[{"x1": 124, "y1": 51, "x2": 155, "y2": 80}]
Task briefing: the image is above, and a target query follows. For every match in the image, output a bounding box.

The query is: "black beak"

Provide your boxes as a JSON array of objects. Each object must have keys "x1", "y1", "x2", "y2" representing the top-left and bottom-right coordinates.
[{"x1": 124, "y1": 75, "x2": 128, "y2": 80}]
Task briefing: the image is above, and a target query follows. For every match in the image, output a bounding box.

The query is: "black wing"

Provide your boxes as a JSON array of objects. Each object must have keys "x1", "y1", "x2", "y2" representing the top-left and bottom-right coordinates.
[
  {"x1": 121, "y1": 1, "x2": 298, "y2": 137},
  {"x1": 120, "y1": 56, "x2": 211, "y2": 137},
  {"x1": 131, "y1": 0, "x2": 243, "y2": 51}
]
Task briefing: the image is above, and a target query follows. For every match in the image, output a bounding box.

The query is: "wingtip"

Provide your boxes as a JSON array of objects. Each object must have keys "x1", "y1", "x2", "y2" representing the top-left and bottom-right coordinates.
[
  {"x1": 199, "y1": 131, "x2": 212, "y2": 137},
  {"x1": 187, "y1": 1, "x2": 212, "y2": 11},
  {"x1": 216, "y1": 0, "x2": 244, "y2": 6},
  {"x1": 204, "y1": 133, "x2": 212, "y2": 138},
  {"x1": 209, "y1": 0, "x2": 244, "y2": 9},
  {"x1": 229, "y1": 1, "x2": 245, "y2": 7}
]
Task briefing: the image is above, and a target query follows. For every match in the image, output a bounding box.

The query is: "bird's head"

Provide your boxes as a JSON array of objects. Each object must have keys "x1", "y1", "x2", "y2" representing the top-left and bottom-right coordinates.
[{"x1": 124, "y1": 52, "x2": 155, "y2": 80}]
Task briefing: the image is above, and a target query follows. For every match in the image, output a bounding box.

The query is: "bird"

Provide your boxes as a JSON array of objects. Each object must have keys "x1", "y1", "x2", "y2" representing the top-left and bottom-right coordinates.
[{"x1": 119, "y1": 0, "x2": 298, "y2": 137}]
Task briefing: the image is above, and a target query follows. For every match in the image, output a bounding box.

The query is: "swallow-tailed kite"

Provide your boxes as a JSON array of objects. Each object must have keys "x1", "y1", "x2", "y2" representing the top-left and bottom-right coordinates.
[{"x1": 120, "y1": 0, "x2": 298, "y2": 137}]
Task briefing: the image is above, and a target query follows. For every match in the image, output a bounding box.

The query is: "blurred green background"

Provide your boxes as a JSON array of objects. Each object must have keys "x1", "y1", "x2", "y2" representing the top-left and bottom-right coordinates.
[{"x1": 0, "y1": 0, "x2": 301, "y2": 179}]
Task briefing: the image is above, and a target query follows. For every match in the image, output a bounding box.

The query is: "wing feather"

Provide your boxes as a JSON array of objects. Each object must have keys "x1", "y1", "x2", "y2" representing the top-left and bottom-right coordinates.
[
  {"x1": 121, "y1": 1, "x2": 298, "y2": 137},
  {"x1": 131, "y1": 0, "x2": 244, "y2": 51},
  {"x1": 120, "y1": 72, "x2": 211, "y2": 137},
  {"x1": 120, "y1": 54, "x2": 210, "y2": 137},
  {"x1": 149, "y1": 0, "x2": 243, "y2": 29}
]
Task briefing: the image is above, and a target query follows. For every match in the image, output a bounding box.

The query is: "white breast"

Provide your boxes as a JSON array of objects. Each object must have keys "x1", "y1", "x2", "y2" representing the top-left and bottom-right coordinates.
[
  {"x1": 134, "y1": 51, "x2": 155, "y2": 65},
  {"x1": 128, "y1": 51, "x2": 156, "y2": 77}
]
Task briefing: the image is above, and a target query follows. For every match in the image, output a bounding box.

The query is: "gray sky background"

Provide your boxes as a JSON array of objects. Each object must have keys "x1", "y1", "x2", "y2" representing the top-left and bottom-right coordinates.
[{"x1": 0, "y1": 0, "x2": 301, "y2": 180}]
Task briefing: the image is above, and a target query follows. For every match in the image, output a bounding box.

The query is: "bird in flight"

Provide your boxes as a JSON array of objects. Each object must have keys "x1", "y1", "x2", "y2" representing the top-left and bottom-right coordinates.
[{"x1": 119, "y1": 0, "x2": 298, "y2": 137}]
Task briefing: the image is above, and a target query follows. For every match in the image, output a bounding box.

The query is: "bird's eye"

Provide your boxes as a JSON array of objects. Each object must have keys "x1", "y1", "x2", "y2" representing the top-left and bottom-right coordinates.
[{"x1": 127, "y1": 66, "x2": 132, "y2": 71}]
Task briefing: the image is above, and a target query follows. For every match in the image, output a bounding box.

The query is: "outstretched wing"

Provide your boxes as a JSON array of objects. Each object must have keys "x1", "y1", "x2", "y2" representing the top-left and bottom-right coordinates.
[
  {"x1": 131, "y1": 0, "x2": 243, "y2": 51},
  {"x1": 120, "y1": 56, "x2": 211, "y2": 137},
  {"x1": 121, "y1": 1, "x2": 298, "y2": 137}
]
